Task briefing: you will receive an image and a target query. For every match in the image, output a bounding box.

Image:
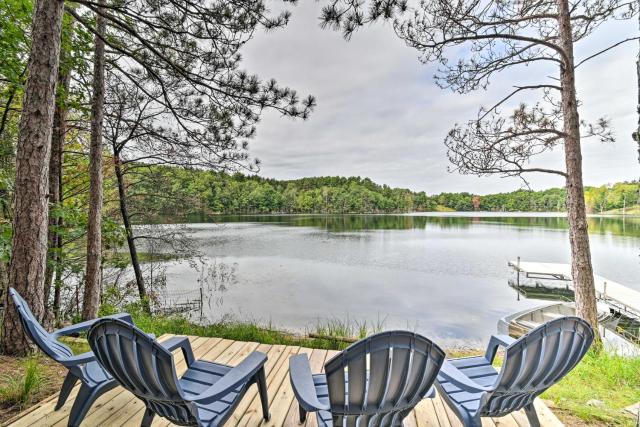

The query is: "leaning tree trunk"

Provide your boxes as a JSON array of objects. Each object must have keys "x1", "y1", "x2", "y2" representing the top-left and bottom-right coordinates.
[
  {"x1": 44, "y1": 42, "x2": 72, "y2": 325},
  {"x1": 82, "y1": 5, "x2": 105, "y2": 321},
  {"x1": 1, "y1": 0, "x2": 65, "y2": 356},
  {"x1": 557, "y1": 0, "x2": 600, "y2": 337},
  {"x1": 113, "y1": 152, "x2": 150, "y2": 313}
]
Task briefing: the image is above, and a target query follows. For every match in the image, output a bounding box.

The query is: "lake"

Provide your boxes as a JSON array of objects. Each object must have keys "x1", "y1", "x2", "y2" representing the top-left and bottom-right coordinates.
[{"x1": 158, "y1": 213, "x2": 640, "y2": 347}]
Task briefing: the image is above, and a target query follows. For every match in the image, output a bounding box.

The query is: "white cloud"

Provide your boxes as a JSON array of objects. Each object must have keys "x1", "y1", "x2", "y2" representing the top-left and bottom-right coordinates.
[{"x1": 241, "y1": 2, "x2": 639, "y2": 194}]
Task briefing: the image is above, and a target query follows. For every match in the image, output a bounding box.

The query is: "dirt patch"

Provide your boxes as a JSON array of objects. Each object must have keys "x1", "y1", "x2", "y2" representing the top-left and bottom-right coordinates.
[
  {"x1": 552, "y1": 408, "x2": 607, "y2": 427},
  {"x1": 0, "y1": 355, "x2": 66, "y2": 425}
]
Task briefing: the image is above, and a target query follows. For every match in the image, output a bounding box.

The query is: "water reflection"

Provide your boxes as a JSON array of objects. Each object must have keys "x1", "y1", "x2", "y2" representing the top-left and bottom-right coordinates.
[
  {"x1": 196, "y1": 259, "x2": 238, "y2": 310},
  {"x1": 184, "y1": 213, "x2": 640, "y2": 237},
  {"x1": 160, "y1": 214, "x2": 639, "y2": 345}
]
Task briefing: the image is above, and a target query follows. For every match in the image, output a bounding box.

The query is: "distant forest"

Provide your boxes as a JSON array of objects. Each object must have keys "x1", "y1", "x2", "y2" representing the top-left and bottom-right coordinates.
[{"x1": 130, "y1": 167, "x2": 640, "y2": 219}]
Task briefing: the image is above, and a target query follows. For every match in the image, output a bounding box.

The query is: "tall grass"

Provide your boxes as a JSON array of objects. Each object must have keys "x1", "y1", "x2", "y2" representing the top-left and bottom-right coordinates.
[
  {"x1": 130, "y1": 312, "x2": 355, "y2": 350},
  {"x1": 0, "y1": 358, "x2": 46, "y2": 408},
  {"x1": 311, "y1": 315, "x2": 387, "y2": 341}
]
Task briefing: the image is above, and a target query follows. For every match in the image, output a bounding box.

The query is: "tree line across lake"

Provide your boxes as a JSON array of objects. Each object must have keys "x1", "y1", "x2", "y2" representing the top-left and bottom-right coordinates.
[{"x1": 129, "y1": 167, "x2": 640, "y2": 219}]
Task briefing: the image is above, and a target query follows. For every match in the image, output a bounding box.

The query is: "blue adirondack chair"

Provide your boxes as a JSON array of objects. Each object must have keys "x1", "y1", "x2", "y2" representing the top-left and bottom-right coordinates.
[
  {"x1": 8, "y1": 287, "x2": 133, "y2": 427},
  {"x1": 87, "y1": 317, "x2": 270, "y2": 427},
  {"x1": 290, "y1": 330, "x2": 445, "y2": 427},
  {"x1": 436, "y1": 316, "x2": 594, "y2": 427}
]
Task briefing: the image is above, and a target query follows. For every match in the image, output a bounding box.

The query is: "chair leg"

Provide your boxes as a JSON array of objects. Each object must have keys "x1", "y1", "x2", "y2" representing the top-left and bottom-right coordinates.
[
  {"x1": 524, "y1": 403, "x2": 541, "y2": 427},
  {"x1": 464, "y1": 416, "x2": 482, "y2": 427},
  {"x1": 457, "y1": 411, "x2": 482, "y2": 427},
  {"x1": 67, "y1": 382, "x2": 115, "y2": 427},
  {"x1": 141, "y1": 407, "x2": 155, "y2": 427},
  {"x1": 255, "y1": 367, "x2": 270, "y2": 421},
  {"x1": 299, "y1": 405, "x2": 307, "y2": 424},
  {"x1": 55, "y1": 372, "x2": 79, "y2": 410}
]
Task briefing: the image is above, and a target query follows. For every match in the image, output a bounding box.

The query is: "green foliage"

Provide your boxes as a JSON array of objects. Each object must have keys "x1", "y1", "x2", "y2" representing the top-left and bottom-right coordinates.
[
  {"x1": 542, "y1": 350, "x2": 640, "y2": 426},
  {"x1": 130, "y1": 168, "x2": 434, "y2": 218},
  {"x1": 584, "y1": 182, "x2": 640, "y2": 214},
  {"x1": 0, "y1": 218, "x2": 11, "y2": 262},
  {"x1": 0, "y1": 357, "x2": 45, "y2": 408},
  {"x1": 0, "y1": 0, "x2": 32, "y2": 196},
  {"x1": 58, "y1": 337, "x2": 91, "y2": 355},
  {"x1": 0, "y1": 0, "x2": 31, "y2": 86},
  {"x1": 128, "y1": 166, "x2": 640, "y2": 217}
]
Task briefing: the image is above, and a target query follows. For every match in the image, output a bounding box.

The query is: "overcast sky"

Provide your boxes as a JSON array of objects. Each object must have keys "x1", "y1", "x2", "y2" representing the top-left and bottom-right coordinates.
[{"x1": 241, "y1": 2, "x2": 638, "y2": 195}]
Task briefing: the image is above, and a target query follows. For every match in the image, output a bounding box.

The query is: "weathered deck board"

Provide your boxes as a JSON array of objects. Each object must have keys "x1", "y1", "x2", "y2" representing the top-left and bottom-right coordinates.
[{"x1": 6, "y1": 336, "x2": 564, "y2": 427}]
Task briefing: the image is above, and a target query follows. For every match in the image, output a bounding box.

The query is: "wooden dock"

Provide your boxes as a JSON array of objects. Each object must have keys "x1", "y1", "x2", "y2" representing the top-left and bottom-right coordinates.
[
  {"x1": 5, "y1": 336, "x2": 564, "y2": 427},
  {"x1": 509, "y1": 260, "x2": 640, "y2": 320}
]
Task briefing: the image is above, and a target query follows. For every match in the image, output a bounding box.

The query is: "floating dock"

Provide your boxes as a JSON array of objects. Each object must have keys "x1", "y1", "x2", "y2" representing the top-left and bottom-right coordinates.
[{"x1": 508, "y1": 260, "x2": 640, "y2": 321}]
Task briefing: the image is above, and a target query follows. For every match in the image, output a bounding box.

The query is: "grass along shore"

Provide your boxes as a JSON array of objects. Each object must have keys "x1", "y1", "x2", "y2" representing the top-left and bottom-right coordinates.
[{"x1": 1, "y1": 313, "x2": 638, "y2": 426}]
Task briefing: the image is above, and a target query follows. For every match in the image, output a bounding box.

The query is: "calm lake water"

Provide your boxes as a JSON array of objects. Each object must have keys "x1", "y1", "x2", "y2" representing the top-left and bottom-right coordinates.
[{"x1": 160, "y1": 213, "x2": 640, "y2": 346}]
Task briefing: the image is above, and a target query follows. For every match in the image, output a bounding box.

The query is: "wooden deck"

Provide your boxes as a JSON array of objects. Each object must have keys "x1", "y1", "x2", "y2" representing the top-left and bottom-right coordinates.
[{"x1": 6, "y1": 336, "x2": 564, "y2": 427}]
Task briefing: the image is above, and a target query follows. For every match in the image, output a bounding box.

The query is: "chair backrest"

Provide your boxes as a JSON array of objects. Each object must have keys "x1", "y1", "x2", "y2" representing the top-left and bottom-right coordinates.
[
  {"x1": 87, "y1": 318, "x2": 197, "y2": 425},
  {"x1": 324, "y1": 331, "x2": 445, "y2": 427},
  {"x1": 481, "y1": 316, "x2": 593, "y2": 417},
  {"x1": 9, "y1": 288, "x2": 74, "y2": 362}
]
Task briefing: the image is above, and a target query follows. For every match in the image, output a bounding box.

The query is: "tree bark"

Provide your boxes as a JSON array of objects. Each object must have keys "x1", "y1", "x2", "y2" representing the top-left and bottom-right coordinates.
[
  {"x1": 113, "y1": 152, "x2": 149, "y2": 313},
  {"x1": 557, "y1": 0, "x2": 600, "y2": 337},
  {"x1": 44, "y1": 42, "x2": 72, "y2": 324},
  {"x1": 82, "y1": 5, "x2": 105, "y2": 321},
  {"x1": 636, "y1": 4, "x2": 640, "y2": 162},
  {"x1": 1, "y1": 0, "x2": 65, "y2": 355}
]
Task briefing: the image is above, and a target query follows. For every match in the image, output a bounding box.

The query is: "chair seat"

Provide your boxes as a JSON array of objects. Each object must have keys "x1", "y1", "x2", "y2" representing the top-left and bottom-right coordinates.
[
  {"x1": 180, "y1": 359, "x2": 249, "y2": 425},
  {"x1": 436, "y1": 356, "x2": 498, "y2": 414},
  {"x1": 82, "y1": 360, "x2": 113, "y2": 386}
]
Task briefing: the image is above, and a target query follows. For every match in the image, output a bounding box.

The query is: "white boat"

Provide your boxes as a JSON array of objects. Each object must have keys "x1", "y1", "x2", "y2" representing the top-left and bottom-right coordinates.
[{"x1": 498, "y1": 302, "x2": 640, "y2": 356}]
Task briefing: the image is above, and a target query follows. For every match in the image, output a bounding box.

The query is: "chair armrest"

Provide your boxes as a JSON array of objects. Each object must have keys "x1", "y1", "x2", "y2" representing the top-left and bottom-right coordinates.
[
  {"x1": 484, "y1": 334, "x2": 516, "y2": 363},
  {"x1": 437, "y1": 360, "x2": 492, "y2": 393},
  {"x1": 53, "y1": 313, "x2": 133, "y2": 337},
  {"x1": 289, "y1": 354, "x2": 330, "y2": 412},
  {"x1": 422, "y1": 386, "x2": 436, "y2": 399},
  {"x1": 189, "y1": 351, "x2": 268, "y2": 404},
  {"x1": 160, "y1": 336, "x2": 194, "y2": 366},
  {"x1": 61, "y1": 351, "x2": 96, "y2": 367}
]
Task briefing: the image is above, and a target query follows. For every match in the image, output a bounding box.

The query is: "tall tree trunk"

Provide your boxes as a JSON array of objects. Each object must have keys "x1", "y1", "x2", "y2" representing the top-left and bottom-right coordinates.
[
  {"x1": 113, "y1": 152, "x2": 149, "y2": 313},
  {"x1": 636, "y1": 5, "x2": 640, "y2": 162},
  {"x1": 82, "y1": 5, "x2": 105, "y2": 321},
  {"x1": 44, "y1": 41, "x2": 72, "y2": 324},
  {"x1": 557, "y1": 0, "x2": 600, "y2": 337},
  {"x1": 1, "y1": 0, "x2": 65, "y2": 356}
]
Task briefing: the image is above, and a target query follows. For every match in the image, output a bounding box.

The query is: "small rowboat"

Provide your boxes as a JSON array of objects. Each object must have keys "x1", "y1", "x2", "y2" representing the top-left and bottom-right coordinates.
[{"x1": 498, "y1": 302, "x2": 640, "y2": 356}]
